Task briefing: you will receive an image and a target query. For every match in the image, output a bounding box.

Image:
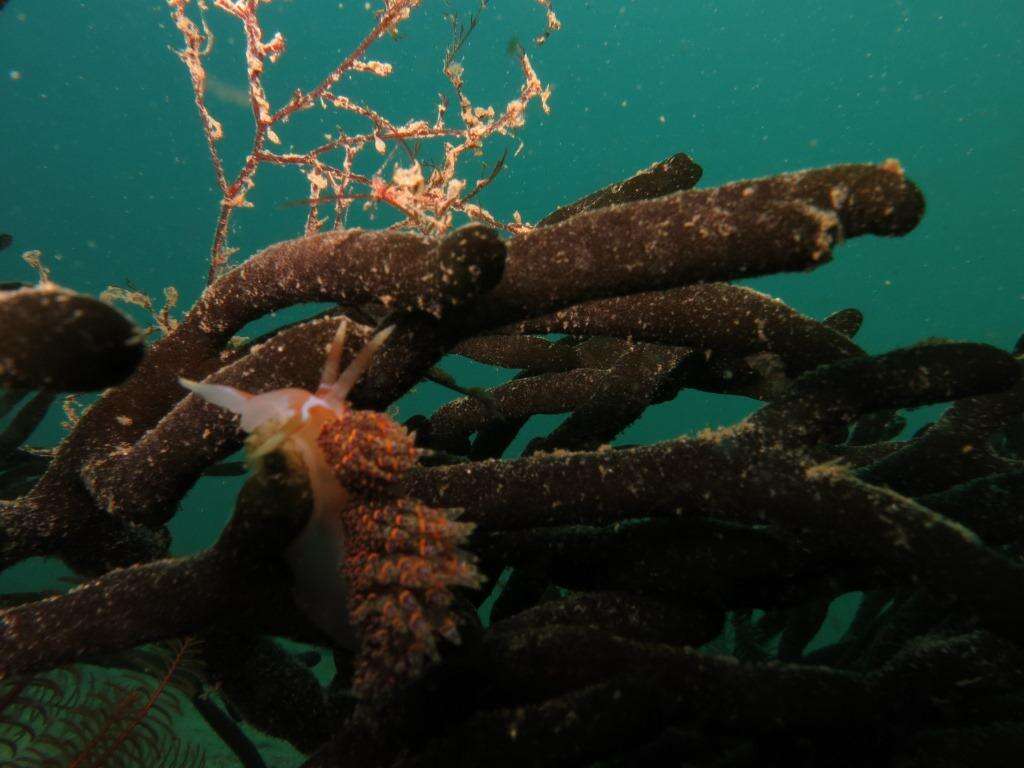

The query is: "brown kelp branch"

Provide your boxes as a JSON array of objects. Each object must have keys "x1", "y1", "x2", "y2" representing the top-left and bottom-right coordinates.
[
  {"x1": 469, "y1": 161, "x2": 923, "y2": 327},
  {"x1": 199, "y1": 631, "x2": 332, "y2": 754},
  {"x1": 428, "y1": 151, "x2": 706, "y2": 457},
  {"x1": 848, "y1": 408, "x2": 906, "y2": 445},
  {"x1": 476, "y1": 626, "x2": 1024, "y2": 727},
  {"x1": 0, "y1": 387, "x2": 54, "y2": 500},
  {"x1": 473, "y1": 506, "x2": 988, "y2": 626},
  {"x1": 447, "y1": 329, "x2": 781, "y2": 452},
  {"x1": 4, "y1": 227, "x2": 503, "y2": 574},
  {"x1": 0, "y1": 280, "x2": 184, "y2": 507},
  {"x1": 169, "y1": 0, "x2": 556, "y2": 280},
  {"x1": 76, "y1": 227, "x2": 503, "y2": 531},
  {"x1": 501, "y1": 282, "x2": 864, "y2": 377},
  {"x1": 0, "y1": 492, "x2": 166, "y2": 577},
  {"x1": 446, "y1": 284, "x2": 866, "y2": 458},
  {"x1": 0, "y1": 285, "x2": 143, "y2": 392},
  {"x1": 524, "y1": 343, "x2": 691, "y2": 454},
  {"x1": 432, "y1": 341, "x2": 1009, "y2": 462},
  {"x1": 837, "y1": 590, "x2": 949, "y2": 673},
  {"x1": 747, "y1": 342, "x2": 1021, "y2": 450},
  {"x1": 427, "y1": 368, "x2": 609, "y2": 454},
  {"x1": 473, "y1": 518, "x2": 825, "y2": 616},
  {"x1": 804, "y1": 588, "x2": 900, "y2": 668},
  {"x1": 451, "y1": 333, "x2": 583, "y2": 371},
  {"x1": 537, "y1": 152, "x2": 703, "y2": 226},
  {"x1": 919, "y1": 470, "x2": 1024, "y2": 545},
  {"x1": 774, "y1": 598, "x2": 833, "y2": 661},
  {"x1": 0, "y1": 449, "x2": 49, "y2": 501},
  {"x1": 191, "y1": 226, "x2": 506, "y2": 333},
  {"x1": 191, "y1": 694, "x2": 270, "y2": 768},
  {"x1": 442, "y1": 336, "x2": 668, "y2": 459},
  {"x1": 822, "y1": 306, "x2": 865, "y2": 337},
  {"x1": 0, "y1": 389, "x2": 28, "y2": 421},
  {"x1": 444, "y1": 294, "x2": 860, "y2": 456},
  {"x1": 859, "y1": 370, "x2": 1024, "y2": 495},
  {"x1": 895, "y1": 725, "x2": 1024, "y2": 768},
  {"x1": 55, "y1": 160, "x2": 920, "y2": 539},
  {"x1": 402, "y1": 344, "x2": 1024, "y2": 633},
  {"x1": 492, "y1": 590, "x2": 724, "y2": 647},
  {"x1": 0, "y1": 455, "x2": 316, "y2": 680},
  {"x1": 305, "y1": 624, "x2": 1024, "y2": 768}
]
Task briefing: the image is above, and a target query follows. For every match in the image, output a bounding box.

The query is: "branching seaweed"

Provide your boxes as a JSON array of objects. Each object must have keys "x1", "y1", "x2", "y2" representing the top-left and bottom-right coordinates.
[{"x1": 0, "y1": 639, "x2": 206, "y2": 768}]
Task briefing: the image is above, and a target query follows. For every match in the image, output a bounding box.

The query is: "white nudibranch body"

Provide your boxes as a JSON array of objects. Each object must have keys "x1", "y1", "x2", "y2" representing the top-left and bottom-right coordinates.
[{"x1": 179, "y1": 321, "x2": 394, "y2": 646}]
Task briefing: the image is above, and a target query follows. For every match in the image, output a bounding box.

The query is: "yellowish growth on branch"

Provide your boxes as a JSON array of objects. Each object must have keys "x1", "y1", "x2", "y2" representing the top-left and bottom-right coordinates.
[
  {"x1": 167, "y1": 0, "x2": 559, "y2": 284},
  {"x1": 21, "y1": 249, "x2": 52, "y2": 284},
  {"x1": 62, "y1": 395, "x2": 82, "y2": 432},
  {"x1": 534, "y1": 0, "x2": 562, "y2": 45},
  {"x1": 101, "y1": 284, "x2": 180, "y2": 337}
]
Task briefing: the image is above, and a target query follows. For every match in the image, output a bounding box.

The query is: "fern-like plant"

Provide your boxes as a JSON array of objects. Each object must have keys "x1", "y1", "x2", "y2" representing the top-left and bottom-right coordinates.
[{"x1": 0, "y1": 638, "x2": 207, "y2": 768}]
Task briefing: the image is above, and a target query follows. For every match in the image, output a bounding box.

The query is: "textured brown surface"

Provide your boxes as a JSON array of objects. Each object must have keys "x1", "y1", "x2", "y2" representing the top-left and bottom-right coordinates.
[
  {"x1": 8, "y1": 156, "x2": 1024, "y2": 768},
  {"x1": 0, "y1": 285, "x2": 143, "y2": 391}
]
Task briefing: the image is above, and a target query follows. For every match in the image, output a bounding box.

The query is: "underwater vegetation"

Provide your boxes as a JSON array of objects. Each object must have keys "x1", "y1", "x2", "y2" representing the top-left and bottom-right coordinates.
[
  {"x1": 0, "y1": 638, "x2": 207, "y2": 767},
  {"x1": 2, "y1": 1, "x2": 1024, "y2": 766}
]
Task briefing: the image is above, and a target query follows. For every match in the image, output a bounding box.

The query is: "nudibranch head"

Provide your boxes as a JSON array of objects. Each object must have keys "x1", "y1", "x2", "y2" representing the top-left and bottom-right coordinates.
[{"x1": 179, "y1": 321, "x2": 398, "y2": 472}]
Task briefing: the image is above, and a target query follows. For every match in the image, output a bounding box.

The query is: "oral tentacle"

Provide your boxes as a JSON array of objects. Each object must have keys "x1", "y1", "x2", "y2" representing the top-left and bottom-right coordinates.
[
  {"x1": 320, "y1": 318, "x2": 351, "y2": 387},
  {"x1": 179, "y1": 377, "x2": 252, "y2": 414},
  {"x1": 328, "y1": 325, "x2": 395, "y2": 404}
]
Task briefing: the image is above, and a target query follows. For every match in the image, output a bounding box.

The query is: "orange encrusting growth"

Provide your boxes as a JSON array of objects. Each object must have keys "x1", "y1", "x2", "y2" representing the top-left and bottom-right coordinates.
[{"x1": 318, "y1": 412, "x2": 482, "y2": 698}]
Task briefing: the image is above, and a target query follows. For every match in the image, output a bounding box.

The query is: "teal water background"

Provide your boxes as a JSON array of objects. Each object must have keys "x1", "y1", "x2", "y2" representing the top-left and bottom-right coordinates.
[{"x1": 1, "y1": 0, "x2": 1021, "y2": 581}]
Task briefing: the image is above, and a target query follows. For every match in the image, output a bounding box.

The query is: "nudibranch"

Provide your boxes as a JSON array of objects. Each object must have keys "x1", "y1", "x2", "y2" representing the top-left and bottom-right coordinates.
[{"x1": 181, "y1": 320, "x2": 482, "y2": 698}]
